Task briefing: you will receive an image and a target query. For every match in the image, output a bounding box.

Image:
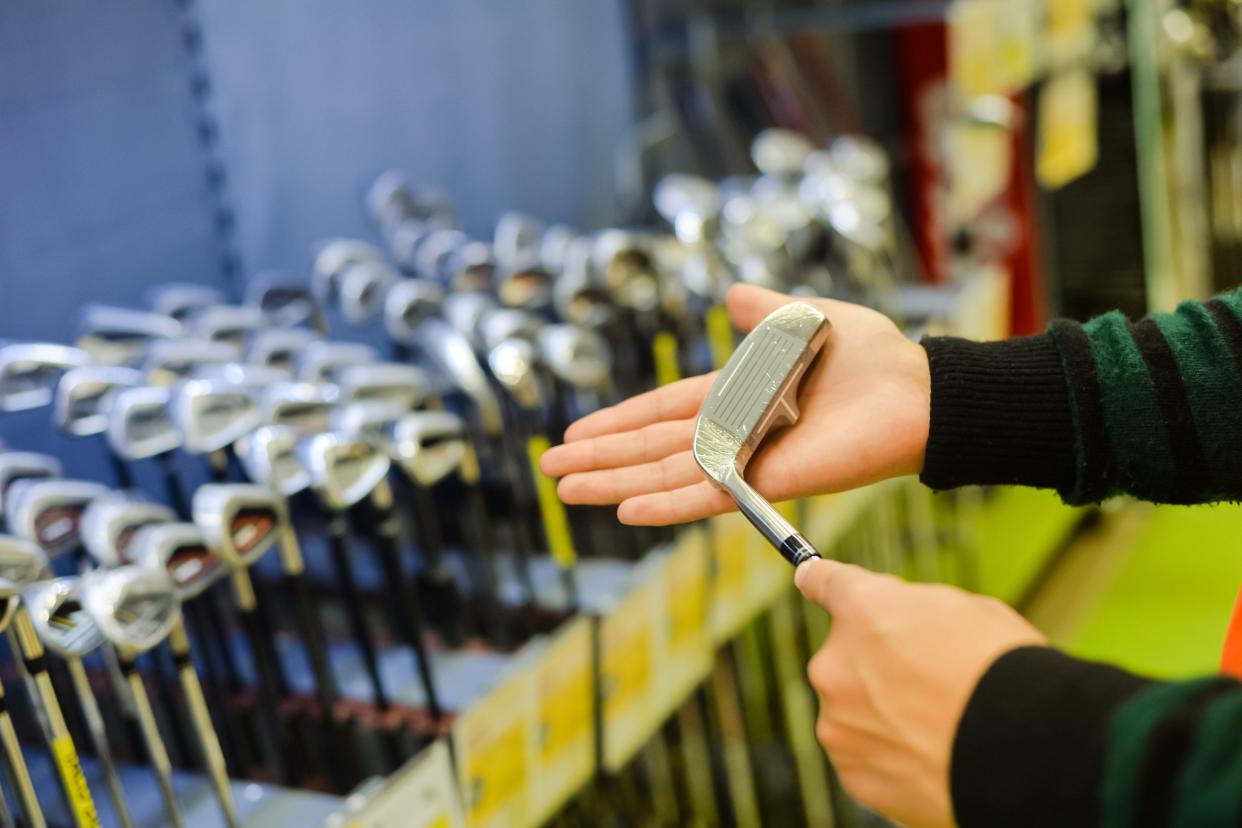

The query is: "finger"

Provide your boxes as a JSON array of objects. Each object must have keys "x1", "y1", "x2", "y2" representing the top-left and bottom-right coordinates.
[
  {"x1": 540, "y1": 419, "x2": 695, "y2": 477},
  {"x1": 562, "y1": 373, "x2": 716, "y2": 442},
  {"x1": 726, "y1": 283, "x2": 797, "y2": 332},
  {"x1": 616, "y1": 480, "x2": 734, "y2": 525},
  {"x1": 794, "y1": 557, "x2": 877, "y2": 613},
  {"x1": 557, "y1": 451, "x2": 704, "y2": 505}
]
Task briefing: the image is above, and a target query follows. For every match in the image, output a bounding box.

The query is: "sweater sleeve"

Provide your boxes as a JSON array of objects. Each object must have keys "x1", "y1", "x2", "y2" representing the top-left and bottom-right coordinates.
[
  {"x1": 951, "y1": 647, "x2": 1242, "y2": 827},
  {"x1": 920, "y1": 288, "x2": 1242, "y2": 504}
]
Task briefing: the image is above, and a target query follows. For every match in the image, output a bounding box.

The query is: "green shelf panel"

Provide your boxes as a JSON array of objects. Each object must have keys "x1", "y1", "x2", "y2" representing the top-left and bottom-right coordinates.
[
  {"x1": 1066, "y1": 504, "x2": 1242, "y2": 679},
  {"x1": 972, "y1": 488, "x2": 1083, "y2": 604}
]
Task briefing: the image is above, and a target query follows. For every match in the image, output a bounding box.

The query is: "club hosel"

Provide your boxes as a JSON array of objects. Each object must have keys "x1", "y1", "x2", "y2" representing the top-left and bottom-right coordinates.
[
  {"x1": 460, "y1": 445, "x2": 482, "y2": 485},
  {"x1": 724, "y1": 471, "x2": 821, "y2": 567},
  {"x1": 230, "y1": 569, "x2": 258, "y2": 612},
  {"x1": 371, "y1": 476, "x2": 396, "y2": 514},
  {"x1": 276, "y1": 519, "x2": 306, "y2": 576}
]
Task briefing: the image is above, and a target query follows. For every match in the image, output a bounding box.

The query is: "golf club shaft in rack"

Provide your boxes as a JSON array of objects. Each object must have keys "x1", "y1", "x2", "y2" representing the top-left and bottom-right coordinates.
[
  {"x1": 63, "y1": 656, "x2": 134, "y2": 828},
  {"x1": 0, "y1": 673, "x2": 45, "y2": 828},
  {"x1": 117, "y1": 652, "x2": 185, "y2": 828}
]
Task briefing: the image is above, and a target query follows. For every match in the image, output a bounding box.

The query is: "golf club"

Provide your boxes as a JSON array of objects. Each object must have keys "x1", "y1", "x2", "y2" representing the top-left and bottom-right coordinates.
[
  {"x1": 0, "y1": 344, "x2": 92, "y2": 412},
  {"x1": 75, "y1": 305, "x2": 181, "y2": 367}
]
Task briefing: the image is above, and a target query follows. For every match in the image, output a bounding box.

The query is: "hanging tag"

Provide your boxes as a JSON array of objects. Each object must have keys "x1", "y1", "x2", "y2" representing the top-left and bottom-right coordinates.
[
  {"x1": 526, "y1": 435, "x2": 577, "y2": 569},
  {"x1": 652, "y1": 332, "x2": 682, "y2": 387}
]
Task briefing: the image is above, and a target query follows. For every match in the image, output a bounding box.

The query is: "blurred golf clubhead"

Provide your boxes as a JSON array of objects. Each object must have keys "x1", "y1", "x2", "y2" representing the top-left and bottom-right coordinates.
[
  {"x1": 0, "y1": 453, "x2": 63, "y2": 522},
  {"x1": 246, "y1": 273, "x2": 326, "y2": 332},
  {"x1": 8, "y1": 478, "x2": 109, "y2": 558},
  {"x1": 143, "y1": 338, "x2": 242, "y2": 387},
  {"x1": 337, "y1": 363, "x2": 434, "y2": 410},
  {"x1": 236, "y1": 425, "x2": 311, "y2": 497},
  {"x1": 247, "y1": 328, "x2": 323, "y2": 372},
  {"x1": 297, "y1": 341, "x2": 378, "y2": 383},
  {"x1": 24, "y1": 577, "x2": 106, "y2": 658},
  {"x1": 192, "y1": 483, "x2": 282, "y2": 569},
  {"x1": 390, "y1": 411, "x2": 468, "y2": 487},
  {"x1": 538, "y1": 324, "x2": 612, "y2": 391},
  {"x1": 105, "y1": 385, "x2": 183, "y2": 460},
  {"x1": 81, "y1": 565, "x2": 180, "y2": 654},
  {"x1": 169, "y1": 378, "x2": 261, "y2": 454},
  {"x1": 487, "y1": 337, "x2": 546, "y2": 411},
  {"x1": 131, "y1": 522, "x2": 226, "y2": 601},
  {"x1": 312, "y1": 239, "x2": 385, "y2": 306},
  {"x1": 384, "y1": 278, "x2": 444, "y2": 344},
  {"x1": 76, "y1": 306, "x2": 183, "y2": 366},
  {"x1": 80, "y1": 492, "x2": 176, "y2": 568},
  {"x1": 0, "y1": 535, "x2": 50, "y2": 631},
  {"x1": 339, "y1": 260, "x2": 401, "y2": 325},
  {"x1": 654, "y1": 174, "x2": 723, "y2": 245},
  {"x1": 0, "y1": 343, "x2": 93, "y2": 411},
  {"x1": 416, "y1": 319, "x2": 504, "y2": 436},
  {"x1": 192, "y1": 362, "x2": 294, "y2": 391},
  {"x1": 751, "y1": 128, "x2": 817, "y2": 178},
  {"x1": 148, "y1": 284, "x2": 227, "y2": 323},
  {"x1": 259, "y1": 381, "x2": 339, "y2": 434},
  {"x1": 296, "y1": 431, "x2": 391, "y2": 510},
  {"x1": 55, "y1": 366, "x2": 144, "y2": 436},
  {"x1": 191, "y1": 305, "x2": 266, "y2": 350}
]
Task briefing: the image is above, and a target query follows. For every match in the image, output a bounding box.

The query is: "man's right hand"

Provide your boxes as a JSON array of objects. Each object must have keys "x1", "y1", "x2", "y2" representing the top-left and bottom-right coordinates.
[{"x1": 539, "y1": 283, "x2": 932, "y2": 526}]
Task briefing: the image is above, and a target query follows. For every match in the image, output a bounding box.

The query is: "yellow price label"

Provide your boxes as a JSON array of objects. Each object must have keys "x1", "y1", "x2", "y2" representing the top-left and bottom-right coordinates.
[
  {"x1": 526, "y1": 435, "x2": 577, "y2": 569},
  {"x1": 52, "y1": 735, "x2": 100, "y2": 828},
  {"x1": 706, "y1": 304, "x2": 735, "y2": 369},
  {"x1": 428, "y1": 818, "x2": 451, "y2": 828},
  {"x1": 539, "y1": 667, "x2": 592, "y2": 762},
  {"x1": 602, "y1": 628, "x2": 652, "y2": 720},
  {"x1": 652, "y1": 332, "x2": 682, "y2": 387},
  {"x1": 1037, "y1": 68, "x2": 1098, "y2": 189},
  {"x1": 666, "y1": 551, "x2": 706, "y2": 651},
  {"x1": 464, "y1": 723, "x2": 527, "y2": 823}
]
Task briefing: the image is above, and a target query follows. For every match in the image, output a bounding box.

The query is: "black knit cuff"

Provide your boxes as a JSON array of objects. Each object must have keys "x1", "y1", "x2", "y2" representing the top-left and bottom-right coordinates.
[
  {"x1": 920, "y1": 334, "x2": 1077, "y2": 493},
  {"x1": 951, "y1": 646, "x2": 1154, "y2": 828}
]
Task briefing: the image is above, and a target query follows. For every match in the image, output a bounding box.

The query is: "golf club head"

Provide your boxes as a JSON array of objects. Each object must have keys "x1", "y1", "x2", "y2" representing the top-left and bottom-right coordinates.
[
  {"x1": 311, "y1": 239, "x2": 385, "y2": 306},
  {"x1": 384, "y1": 278, "x2": 444, "y2": 344},
  {"x1": 295, "y1": 431, "x2": 391, "y2": 510},
  {"x1": 80, "y1": 565, "x2": 180, "y2": 654},
  {"x1": 192, "y1": 483, "x2": 283, "y2": 569},
  {"x1": 258, "y1": 381, "x2": 339, "y2": 434},
  {"x1": 54, "y1": 365, "x2": 144, "y2": 436},
  {"x1": 24, "y1": 577, "x2": 106, "y2": 658},
  {"x1": 7, "y1": 479, "x2": 109, "y2": 558},
  {"x1": 390, "y1": 411, "x2": 468, "y2": 487},
  {"x1": 0, "y1": 343, "x2": 93, "y2": 411},
  {"x1": 147, "y1": 283, "x2": 227, "y2": 323},
  {"x1": 0, "y1": 452, "x2": 64, "y2": 521},
  {"x1": 496, "y1": 265, "x2": 554, "y2": 311},
  {"x1": 297, "y1": 341, "x2": 378, "y2": 384},
  {"x1": 828, "y1": 135, "x2": 890, "y2": 185},
  {"x1": 414, "y1": 228, "x2": 467, "y2": 284},
  {"x1": 80, "y1": 492, "x2": 176, "y2": 568},
  {"x1": 477, "y1": 308, "x2": 543, "y2": 351},
  {"x1": 236, "y1": 425, "x2": 310, "y2": 496},
  {"x1": 538, "y1": 324, "x2": 612, "y2": 391},
  {"x1": 247, "y1": 328, "x2": 323, "y2": 372},
  {"x1": 594, "y1": 231, "x2": 661, "y2": 313},
  {"x1": 366, "y1": 169, "x2": 419, "y2": 232},
  {"x1": 105, "y1": 385, "x2": 183, "y2": 460},
  {"x1": 339, "y1": 260, "x2": 400, "y2": 324},
  {"x1": 415, "y1": 320, "x2": 503, "y2": 436},
  {"x1": 0, "y1": 536, "x2": 50, "y2": 632},
  {"x1": 653, "y1": 174, "x2": 722, "y2": 243},
  {"x1": 443, "y1": 292, "x2": 496, "y2": 346},
  {"x1": 246, "y1": 273, "x2": 326, "y2": 332},
  {"x1": 751, "y1": 128, "x2": 817, "y2": 178},
  {"x1": 130, "y1": 522, "x2": 226, "y2": 601},
  {"x1": 144, "y1": 338, "x2": 243, "y2": 386},
  {"x1": 330, "y1": 401, "x2": 405, "y2": 453},
  {"x1": 193, "y1": 362, "x2": 294, "y2": 391},
  {"x1": 191, "y1": 305, "x2": 266, "y2": 349},
  {"x1": 169, "y1": 378, "x2": 261, "y2": 454},
  {"x1": 494, "y1": 212, "x2": 544, "y2": 268},
  {"x1": 693, "y1": 302, "x2": 830, "y2": 565},
  {"x1": 337, "y1": 363, "x2": 434, "y2": 410},
  {"x1": 487, "y1": 337, "x2": 545, "y2": 411},
  {"x1": 76, "y1": 306, "x2": 183, "y2": 366},
  {"x1": 447, "y1": 242, "x2": 498, "y2": 295},
  {"x1": 539, "y1": 224, "x2": 578, "y2": 274}
]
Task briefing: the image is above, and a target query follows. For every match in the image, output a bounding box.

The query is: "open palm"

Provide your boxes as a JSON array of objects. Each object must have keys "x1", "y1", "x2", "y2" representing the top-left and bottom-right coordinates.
[{"x1": 540, "y1": 284, "x2": 931, "y2": 525}]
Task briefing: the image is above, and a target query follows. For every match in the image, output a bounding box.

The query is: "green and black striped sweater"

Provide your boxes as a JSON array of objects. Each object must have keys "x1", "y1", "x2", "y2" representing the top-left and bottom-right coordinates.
[{"x1": 920, "y1": 290, "x2": 1242, "y2": 827}]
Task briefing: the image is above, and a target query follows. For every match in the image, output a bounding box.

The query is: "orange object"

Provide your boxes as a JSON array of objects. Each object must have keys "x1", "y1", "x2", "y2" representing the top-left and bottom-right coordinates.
[{"x1": 1220, "y1": 586, "x2": 1242, "y2": 678}]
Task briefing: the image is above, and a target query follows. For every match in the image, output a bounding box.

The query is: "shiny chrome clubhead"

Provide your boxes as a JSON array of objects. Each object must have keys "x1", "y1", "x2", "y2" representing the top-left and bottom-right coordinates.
[
  {"x1": 417, "y1": 319, "x2": 503, "y2": 437},
  {"x1": 144, "y1": 338, "x2": 242, "y2": 387},
  {"x1": 236, "y1": 425, "x2": 310, "y2": 496},
  {"x1": 55, "y1": 366, "x2": 143, "y2": 436},
  {"x1": 751, "y1": 129, "x2": 816, "y2": 178},
  {"x1": 494, "y1": 212, "x2": 544, "y2": 269},
  {"x1": 259, "y1": 381, "x2": 339, "y2": 434},
  {"x1": 0, "y1": 536, "x2": 50, "y2": 632},
  {"x1": 693, "y1": 302, "x2": 830, "y2": 566},
  {"x1": 538, "y1": 324, "x2": 611, "y2": 391},
  {"x1": 295, "y1": 432, "x2": 390, "y2": 510},
  {"x1": 191, "y1": 305, "x2": 266, "y2": 349},
  {"x1": 0, "y1": 453, "x2": 63, "y2": 520},
  {"x1": 391, "y1": 411, "x2": 467, "y2": 487},
  {"x1": 170, "y1": 379, "x2": 261, "y2": 454},
  {"x1": 246, "y1": 273, "x2": 325, "y2": 332},
  {"x1": 148, "y1": 284, "x2": 227, "y2": 323},
  {"x1": 247, "y1": 328, "x2": 322, "y2": 372},
  {"x1": 131, "y1": 523, "x2": 225, "y2": 601},
  {"x1": 654, "y1": 174, "x2": 722, "y2": 244},
  {"x1": 339, "y1": 260, "x2": 400, "y2": 324},
  {"x1": 76, "y1": 306, "x2": 183, "y2": 366},
  {"x1": 331, "y1": 401, "x2": 405, "y2": 452},
  {"x1": 384, "y1": 279, "x2": 444, "y2": 344},
  {"x1": 105, "y1": 386, "x2": 183, "y2": 460},
  {"x1": 297, "y1": 342, "x2": 378, "y2": 384},
  {"x1": 487, "y1": 338, "x2": 545, "y2": 411},
  {"x1": 24, "y1": 577, "x2": 106, "y2": 657},
  {"x1": 192, "y1": 483, "x2": 282, "y2": 569},
  {"x1": 0, "y1": 343, "x2": 92, "y2": 411},
  {"x1": 311, "y1": 239, "x2": 385, "y2": 306},
  {"x1": 81, "y1": 566, "x2": 180, "y2": 654},
  {"x1": 193, "y1": 363, "x2": 294, "y2": 391},
  {"x1": 8, "y1": 479, "x2": 109, "y2": 558},
  {"x1": 80, "y1": 493, "x2": 175, "y2": 568},
  {"x1": 337, "y1": 363, "x2": 433, "y2": 410}
]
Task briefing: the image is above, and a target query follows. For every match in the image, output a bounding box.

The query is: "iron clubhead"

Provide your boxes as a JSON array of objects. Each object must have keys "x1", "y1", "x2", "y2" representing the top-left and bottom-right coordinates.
[
  {"x1": 259, "y1": 381, "x2": 339, "y2": 434},
  {"x1": 193, "y1": 362, "x2": 294, "y2": 391},
  {"x1": 7, "y1": 479, "x2": 109, "y2": 558},
  {"x1": 105, "y1": 385, "x2": 183, "y2": 460},
  {"x1": 751, "y1": 129, "x2": 817, "y2": 178},
  {"x1": 0, "y1": 452, "x2": 64, "y2": 520},
  {"x1": 24, "y1": 577, "x2": 106, "y2": 658},
  {"x1": 487, "y1": 337, "x2": 545, "y2": 411},
  {"x1": 191, "y1": 305, "x2": 266, "y2": 349},
  {"x1": 192, "y1": 483, "x2": 282, "y2": 569},
  {"x1": 311, "y1": 239, "x2": 385, "y2": 306},
  {"x1": 246, "y1": 273, "x2": 326, "y2": 332},
  {"x1": 54, "y1": 365, "x2": 144, "y2": 436},
  {"x1": 247, "y1": 328, "x2": 322, "y2": 372},
  {"x1": 538, "y1": 324, "x2": 612, "y2": 391},
  {"x1": 80, "y1": 565, "x2": 180, "y2": 654},
  {"x1": 144, "y1": 338, "x2": 243, "y2": 387},
  {"x1": 0, "y1": 343, "x2": 93, "y2": 411},
  {"x1": 80, "y1": 493, "x2": 176, "y2": 568},
  {"x1": 297, "y1": 341, "x2": 378, "y2": 384},
  {"x1": 494, "y1": 212, "x2": 544, "y2": 268},
  {"x1": 76, "y1": 305, "x2": 183, "y2": 366},
  {"x1": 169, "y1": 378, "x2": 261, "y2": 454},
  {"x1": 130, "y1": 522, "x2": 226, "y2": 601},
  {"x1": 416, "y1": 319, "x2": 503, "y2": 437},
  {"x1": 147, "y1": 283, "x2": 227, "y2": 323},
  {"x1": 339, "y1": 260, "x2": 400, "y2": 324},
  {"x1": 295, "y1": 432, "x2": 391, "y2": 510},
  {"x1": 384, "y1": 278, "x2": 444, "y2": 345},
  {"x1": 693, "y1": 302, "x2": 830, "y2": 566},
  {"x1": 337, "y1": 363, "x2": 434, "y2": 410},
  {"x1": 236, "y1": 425, "x2": 311, "y2": 496},
  {"x1": 331, "y1": 401, "x2": 405, "y2": 453},
  {"x1": 390, "y1": 411, "x2": 468, "y2": 487},
  {"x1": 0, "y1": 535, "x2": 51, "y2": 592}
]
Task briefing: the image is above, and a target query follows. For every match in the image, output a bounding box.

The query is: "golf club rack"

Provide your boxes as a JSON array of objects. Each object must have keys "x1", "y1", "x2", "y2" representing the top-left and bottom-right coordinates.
[{"x1": 0, "y1": 124, "x2": 1030, "y2": 828}]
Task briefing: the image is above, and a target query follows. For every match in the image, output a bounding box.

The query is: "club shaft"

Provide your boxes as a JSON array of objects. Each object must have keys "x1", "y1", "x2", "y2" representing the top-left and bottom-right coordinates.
[
  {"x1": 66, "y1": 659, "x2": 133, "y2": 828},
  {"x1": 325, "y1": 515, "x2": 391, "y2": 710},
  {"x1": 231, "y1": 571, "x2": 292, "y2": 784},
  {"x1": 0, "y1": 680, "x2": 46, "y2": 828},
  {"x1": 121, "y1": 658, "x2": 185, "y2": 828}
]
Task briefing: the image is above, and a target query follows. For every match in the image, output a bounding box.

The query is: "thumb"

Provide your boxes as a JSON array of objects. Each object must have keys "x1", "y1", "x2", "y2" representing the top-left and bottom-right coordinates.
[
  {"x1": 726, "y1": 283, "x2": 794, "y2": 332},
  {"x1": 794, "y1": 557, "x2": 877, "y2": 612}
]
